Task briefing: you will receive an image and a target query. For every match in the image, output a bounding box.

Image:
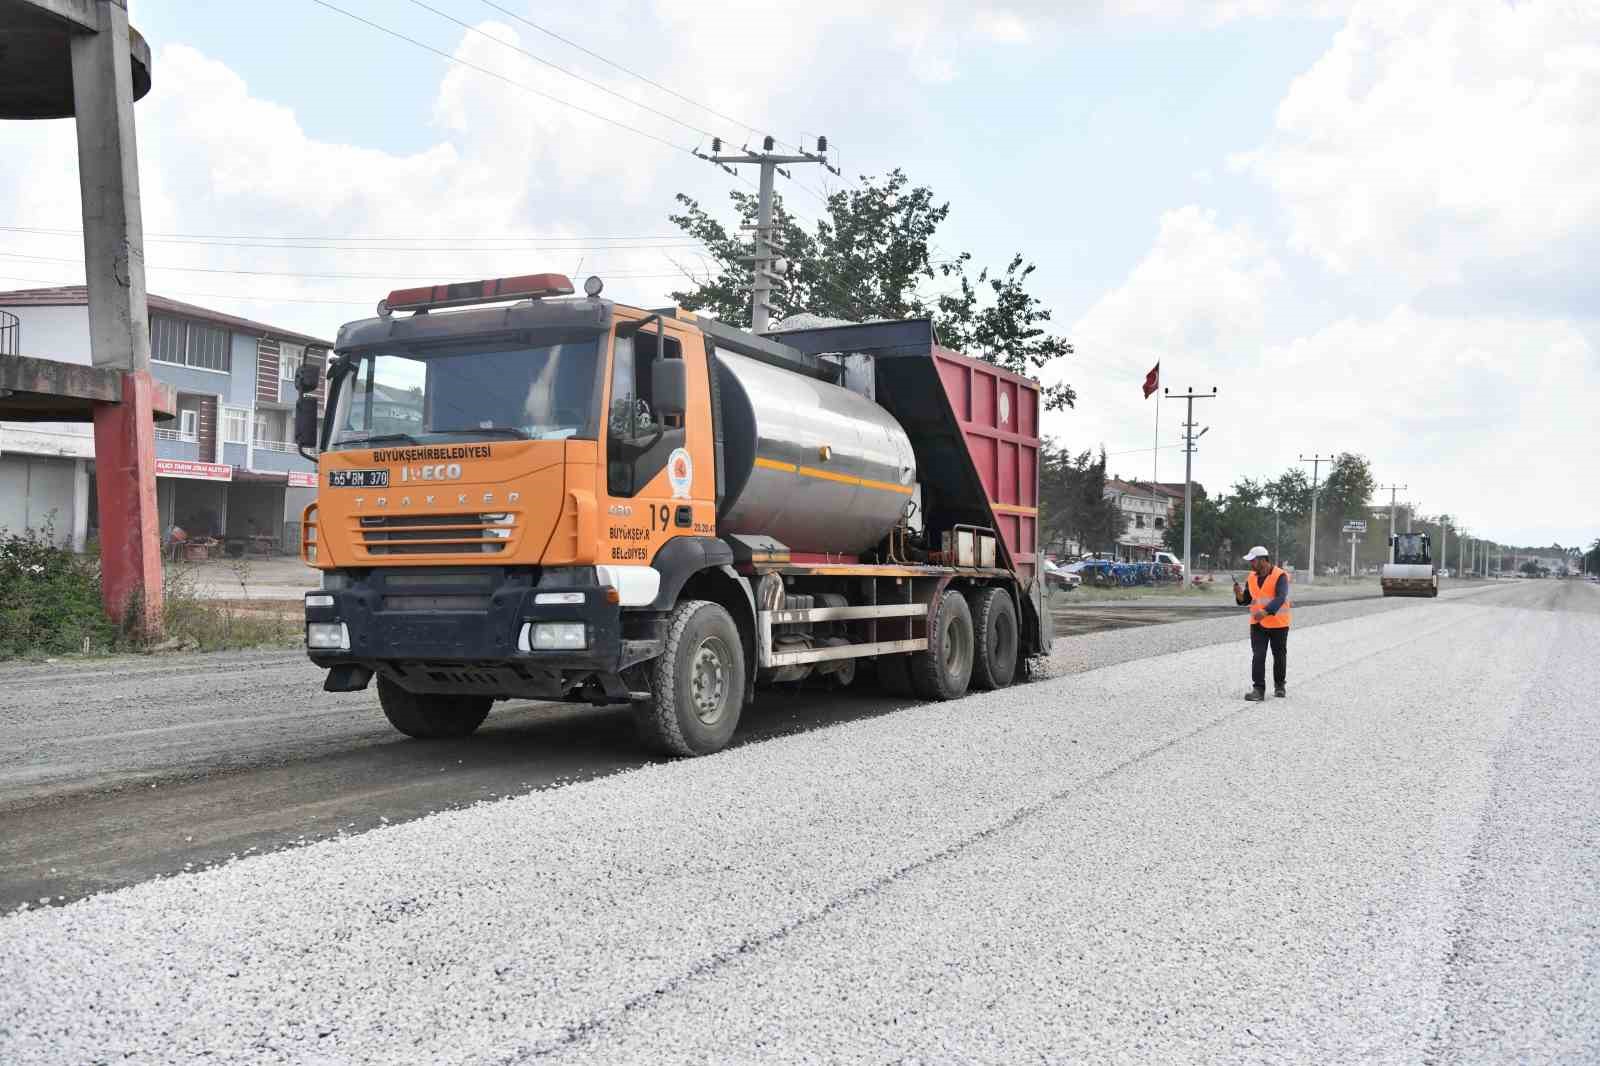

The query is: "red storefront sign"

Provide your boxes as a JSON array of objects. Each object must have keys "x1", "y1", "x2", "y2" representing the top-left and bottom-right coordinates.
[
  {"x1": 154, "y1": 459, "x2": 233, "y2": 482},
  {"x1": 286, "y1": 470, "x2": 318, "y2": 488}
]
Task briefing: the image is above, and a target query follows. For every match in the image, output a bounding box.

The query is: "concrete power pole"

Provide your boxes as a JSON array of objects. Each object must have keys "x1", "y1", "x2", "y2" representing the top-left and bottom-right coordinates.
[
  {"x1": 701, "y1": 136, "x2": 836, "y2": 334},
  {"x1": 1379, "y1": 483, "x2": 1406, "y2": 550},
  {"x1": 1165, "y1": 386, "x2": 1217, "y2": 585},
  {"x1": 1299, "y1": 454, "x2": 1336, "y2": 584}
]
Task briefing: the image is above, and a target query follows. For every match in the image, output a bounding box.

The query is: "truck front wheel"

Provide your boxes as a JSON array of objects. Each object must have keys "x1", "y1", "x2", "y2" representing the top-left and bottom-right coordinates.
[
  {"x1": 911, "y1": 589, "x2": 975, "y2": 701},
  {"x1": 635, "y1": 599, "x2": 746, "y2": 757},
  {"x1": 376, "y1": 677, "x2": 491, "y2": 739}
]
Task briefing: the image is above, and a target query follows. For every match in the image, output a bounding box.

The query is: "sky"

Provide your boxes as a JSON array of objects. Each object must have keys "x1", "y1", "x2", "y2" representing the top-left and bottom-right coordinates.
[{"x1": 1, "y1": 0, "x2": 1595, "y2": 549}]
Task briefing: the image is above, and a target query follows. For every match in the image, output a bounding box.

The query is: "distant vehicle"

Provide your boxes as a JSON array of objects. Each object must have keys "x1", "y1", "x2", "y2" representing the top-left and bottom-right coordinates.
[
  {"x1": 1066, "y1": 559, "x2": 1116, "y2": 586},
  {"x1": 1042, "y1": 558, "x2": 1080, "y2": 592},
  {"x1": 1382, "y1": 532, "x2": 1439, "y2": 598},
  {"x1": 1152, "y1": 550, "x2": 1184, "y2": 576},
  {"x1": 1439, "y1": 568, "x2": 1452, "y2": 578}
]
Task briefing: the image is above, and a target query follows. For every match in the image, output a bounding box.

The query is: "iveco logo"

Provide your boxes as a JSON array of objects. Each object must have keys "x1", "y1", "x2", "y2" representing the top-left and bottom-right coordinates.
[{"x1": 399, "y1": 463, "x2": 463, "y2": 483}]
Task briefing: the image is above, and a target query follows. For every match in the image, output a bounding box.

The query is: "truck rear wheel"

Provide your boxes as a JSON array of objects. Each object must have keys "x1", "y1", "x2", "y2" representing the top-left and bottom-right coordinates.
[
  {"x1": 911, "y1": 589, "x2": 975, "y2": 701},
  {"x1": 968, "y1": 587, "x2": 1018, "y2": 691},
  {"x1": 376, "y1": 677, "x2": 491, "y2": 739},
  {"x1": 635, "y1": 600, "x2": 745, "y2": 757}
]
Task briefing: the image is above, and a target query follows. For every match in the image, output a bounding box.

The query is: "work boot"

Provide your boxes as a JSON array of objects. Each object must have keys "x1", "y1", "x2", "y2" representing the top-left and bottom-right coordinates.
[
  {"x1": 1274, "y1": 686, "x2": 1287, "y2": 698},
  {"x1": 1244, "y1": 688, "x2": 1266, "y2": 702}
]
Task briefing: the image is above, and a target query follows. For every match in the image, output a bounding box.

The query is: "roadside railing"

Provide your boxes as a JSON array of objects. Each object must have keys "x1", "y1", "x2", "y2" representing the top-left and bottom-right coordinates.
[{"x1": 253, "y1": 438, "x2": 298, "y2": 453}]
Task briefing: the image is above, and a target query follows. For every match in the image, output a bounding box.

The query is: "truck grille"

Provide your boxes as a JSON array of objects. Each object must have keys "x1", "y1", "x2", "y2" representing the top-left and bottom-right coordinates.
[{"x1": 357, "y1": 512, "x2": 517, "y2": 556}]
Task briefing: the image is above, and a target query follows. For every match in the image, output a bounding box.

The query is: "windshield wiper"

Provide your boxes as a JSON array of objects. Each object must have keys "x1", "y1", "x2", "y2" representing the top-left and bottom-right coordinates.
[
  {"x1": 428, "y1": 427, "x2": 531, "y2": 440},
  {"x1": 338, "y1": 432, "x2": 423, "y2": 447}
]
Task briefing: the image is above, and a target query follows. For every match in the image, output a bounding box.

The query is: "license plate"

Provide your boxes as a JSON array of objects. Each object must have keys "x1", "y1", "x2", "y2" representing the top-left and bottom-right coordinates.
[{"x1": 328, "y1": 468, "x2": 389, "y2": 488}]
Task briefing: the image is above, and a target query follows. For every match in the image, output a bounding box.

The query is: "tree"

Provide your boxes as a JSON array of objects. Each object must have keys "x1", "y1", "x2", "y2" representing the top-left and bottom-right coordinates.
[
  {"x1": 1586, "y1": 538, "x2": 1600, "y2": 575},
  {"x1": 1521, "y1": 559, "x2": 1542, "y2": 577},
  {"x1": 1039, "y1": 442, "x2": 1119, "y2": 557},
  {"x1": 669, "y1": 169, "x2": 1077, "y2": 409}
]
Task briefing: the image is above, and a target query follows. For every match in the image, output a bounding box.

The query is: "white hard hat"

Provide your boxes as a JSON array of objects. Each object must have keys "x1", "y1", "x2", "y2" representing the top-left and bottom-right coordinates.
[{"x1": 1243, "y1": 545, "x2": 1270, "y2": 561}]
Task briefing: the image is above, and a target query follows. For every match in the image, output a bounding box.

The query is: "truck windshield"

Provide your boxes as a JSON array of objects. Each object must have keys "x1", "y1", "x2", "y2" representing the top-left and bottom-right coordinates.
[{"x1": 327, "y1": 334, "x2": 601, "y2": 451}]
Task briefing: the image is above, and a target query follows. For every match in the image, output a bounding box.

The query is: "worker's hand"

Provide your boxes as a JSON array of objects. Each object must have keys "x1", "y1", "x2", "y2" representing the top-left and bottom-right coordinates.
[
  {"x1": 1250, "y1": 608, "x2": 1264, "y2": 621},
  {"x1": 1232, "y1": 581, "x2": 1242, "y2": 596}
]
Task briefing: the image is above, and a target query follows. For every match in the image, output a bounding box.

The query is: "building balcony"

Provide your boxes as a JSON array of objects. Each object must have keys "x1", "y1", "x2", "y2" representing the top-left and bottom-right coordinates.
[
  {"x1": 250, "y1": 439, "x2": 313, "y2": 473},
  {"x1": 153, "y1": 430, "x2": 201, "y2": 461}
]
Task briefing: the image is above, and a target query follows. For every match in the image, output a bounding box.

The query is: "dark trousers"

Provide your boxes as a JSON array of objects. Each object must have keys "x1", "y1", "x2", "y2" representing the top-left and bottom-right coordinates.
[{"x1": 1250, "y1": 625, "x2": 1288, "y2": 690}]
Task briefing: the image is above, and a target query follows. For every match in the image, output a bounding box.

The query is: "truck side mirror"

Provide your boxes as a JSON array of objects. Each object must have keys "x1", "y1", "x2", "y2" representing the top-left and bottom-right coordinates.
[
  {"x1": 296, "y1": 363, "x2": 321, "y2": 394},
  {"x1": 294, "y1": 394, "x2": 319, "y2": 450},
  {"x1": 652, "y1": 357, "x2": 686, "y2": 419}
]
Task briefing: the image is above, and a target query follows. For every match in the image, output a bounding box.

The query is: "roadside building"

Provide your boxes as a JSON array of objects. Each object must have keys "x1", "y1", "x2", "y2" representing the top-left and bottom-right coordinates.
[
  {"x1": 1103, "y1": 478, "x2": 1169, "y2": 561},
  {"x1": 0, "y1": 286, "x2": 329, "y2": 553}
]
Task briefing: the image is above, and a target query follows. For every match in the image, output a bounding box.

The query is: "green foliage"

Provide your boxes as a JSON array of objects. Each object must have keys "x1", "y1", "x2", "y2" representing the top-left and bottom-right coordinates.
[
  {"x1": 1039, "y1": 442, "x2": 1120, "y2": 557},
  {"x1": 1587, "y1": 538, "x2": 1600, "y2": 575},
  {"x1": 0, "y1": 521, "x2": 297, "y2": 658},
  {"x1": 670, "y1": 169, "x2": 1076, "y2": 409},
  {"x1": 0, "y1": 521, "x2": 116, "y2": 656}
]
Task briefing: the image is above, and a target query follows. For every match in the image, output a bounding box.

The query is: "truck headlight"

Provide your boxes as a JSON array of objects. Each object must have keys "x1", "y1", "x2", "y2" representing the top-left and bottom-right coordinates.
[
  {"x1": 305, "y1": 593, "x2": 335, "y2": 609},
  {"x1": 517, "y1": 622, "x2": 588, "y2": 651},
  {"x1": 306, "y1": 622, "x2": 350, "y2": 650}
]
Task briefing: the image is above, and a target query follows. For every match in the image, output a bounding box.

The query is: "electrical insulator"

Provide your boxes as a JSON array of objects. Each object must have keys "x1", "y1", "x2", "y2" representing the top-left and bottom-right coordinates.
[
  {"x1": 763, "y1": 135, "x2": 774, "y2": 151},
  {"x1": 817, "y1": 136, "x2": 828, "y2": 153},
  {"x1": 711, "y1": 137, "x2": 721, "y2": 154}
]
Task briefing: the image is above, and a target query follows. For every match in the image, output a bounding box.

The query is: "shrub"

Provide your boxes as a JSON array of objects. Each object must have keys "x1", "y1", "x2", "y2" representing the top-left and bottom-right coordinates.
[{"x1": 0, "y1": 520, "x2": 116, "y2": 656}]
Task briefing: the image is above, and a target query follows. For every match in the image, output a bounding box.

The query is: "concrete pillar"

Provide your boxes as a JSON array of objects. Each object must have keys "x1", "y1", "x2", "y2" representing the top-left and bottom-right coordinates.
[
  {"x1": 72, "y1": 0, "x2": 161, "y2": 630},
  {"x1": 70, "y1": 0, "x2": 151, "y2": 373},
  {"x1": 72, "y1": 458, "x2": 91, "y2": 552}
]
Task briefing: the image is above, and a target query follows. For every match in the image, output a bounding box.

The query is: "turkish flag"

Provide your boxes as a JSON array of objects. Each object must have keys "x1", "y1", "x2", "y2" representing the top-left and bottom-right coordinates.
[{"x1": 1142, "y1": 361, "x2": 1160, "y2": 399}]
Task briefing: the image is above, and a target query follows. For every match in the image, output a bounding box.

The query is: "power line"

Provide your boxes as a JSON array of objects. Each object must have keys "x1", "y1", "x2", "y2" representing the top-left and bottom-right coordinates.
[
  {"x1": 0, "y1": 252, "x2": 698, "y2": 283},
  {"x1": 0, "y1": 225, "x2": 701, "y2": 246},
  {"x1": 404, "y1": 0, "x2": 730, "y2": 144},
  {"x1": 306, "y1": 0, "x2": 692, "y2": 154},
  {"x1": 472, "y1": 0, "x2": 797, "y2": 152}
]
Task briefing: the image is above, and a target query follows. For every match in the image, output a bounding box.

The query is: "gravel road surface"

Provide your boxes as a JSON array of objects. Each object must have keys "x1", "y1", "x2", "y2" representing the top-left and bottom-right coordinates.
[{"x1": 1, "y1": 578, "x2": 1592, "y2": 1064}]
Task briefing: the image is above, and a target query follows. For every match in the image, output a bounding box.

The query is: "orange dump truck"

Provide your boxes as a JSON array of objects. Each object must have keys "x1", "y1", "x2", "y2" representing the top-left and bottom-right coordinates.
[{"x1": 294, "y1": 273, "x2": 1052, "y2": 755}]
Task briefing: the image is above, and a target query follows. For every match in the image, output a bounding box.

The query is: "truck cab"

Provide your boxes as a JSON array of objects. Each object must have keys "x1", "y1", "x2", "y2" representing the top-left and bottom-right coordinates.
[{"x1": 296, "y1": 273, "x2": 1051, "y2": 755}]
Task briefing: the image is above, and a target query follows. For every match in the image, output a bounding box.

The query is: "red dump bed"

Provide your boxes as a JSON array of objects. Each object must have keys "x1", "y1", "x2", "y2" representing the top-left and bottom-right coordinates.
[
  {"x1": 758, "y1": 318, "x2": 1043, "y2": 584},
  {"x1": 931, "y1": 345, "x2": 1040, "y2": 582}
]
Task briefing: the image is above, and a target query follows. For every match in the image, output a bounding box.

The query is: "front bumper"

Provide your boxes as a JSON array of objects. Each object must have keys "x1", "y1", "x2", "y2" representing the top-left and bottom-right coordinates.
[{"x1": 304, "y1": 568, "x2": 659, "y2": 698}]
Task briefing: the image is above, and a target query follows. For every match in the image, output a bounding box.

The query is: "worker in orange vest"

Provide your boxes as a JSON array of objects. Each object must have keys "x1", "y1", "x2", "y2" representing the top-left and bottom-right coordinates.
[{"x1": 1233, "y1": 545, "x2": 1291, "y2": 701}]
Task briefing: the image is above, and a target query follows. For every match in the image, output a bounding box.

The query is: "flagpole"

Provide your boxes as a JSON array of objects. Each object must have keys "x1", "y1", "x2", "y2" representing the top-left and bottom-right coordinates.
[{"x1": 1152, "y1": 381, "x2": 1160, "y2": 486}]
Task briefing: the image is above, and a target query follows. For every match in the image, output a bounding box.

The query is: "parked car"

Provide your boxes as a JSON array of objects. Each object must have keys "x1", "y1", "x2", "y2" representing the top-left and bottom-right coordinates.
[
  {"x1": 1152, "y1": 550, "x2": 1184, "y2": 576},
  {"x1": 1042, "y1": 559, "x2": 1080, "y2": 592}
]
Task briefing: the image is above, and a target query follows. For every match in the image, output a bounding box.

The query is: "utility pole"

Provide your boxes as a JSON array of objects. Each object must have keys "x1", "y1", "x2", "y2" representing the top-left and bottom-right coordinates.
[
  {"x1": 1379, "y1": 483, "x2": 1406, "y2": 550},
  {"x1": 1299, "y1": 454, "x2": 1336, "y2": 584},
  {"x1": 700, "y1": 136, "x2": 836, "y2": 334},
  {"x1": 1165, "y1": 386, "x2": 1217, "y2": 585},
  {"x1": 1439, "y1": 515, "x2": 1450, "y2": 576},
  {"x1": 1348, "y1": 531, "x2": 1360, "y2": 583}
]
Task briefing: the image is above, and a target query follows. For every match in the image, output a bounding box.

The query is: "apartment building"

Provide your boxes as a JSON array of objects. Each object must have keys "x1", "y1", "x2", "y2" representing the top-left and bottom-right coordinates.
[{"x1": 0, "y1": 286, "x2": 329, "y2": 553}]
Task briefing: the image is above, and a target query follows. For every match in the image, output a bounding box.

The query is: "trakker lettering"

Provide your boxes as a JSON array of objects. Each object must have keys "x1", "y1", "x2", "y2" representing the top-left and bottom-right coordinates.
[{"x1": 371, "y1": 445, "x2": 492, "y2": 463}]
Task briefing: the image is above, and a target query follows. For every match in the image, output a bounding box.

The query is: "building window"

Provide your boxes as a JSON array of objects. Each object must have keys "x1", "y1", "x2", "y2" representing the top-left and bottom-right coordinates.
[
  {"x1": 223, "y1": 406, "x2": 249, "y2": 444},
  {"x1": 1135, "y1": 515, "x2": 1145, "y2": 529},
  {"x1": 1154, "y1": 517, "x2": 1164, "y2": 530},
  {"x1": 179, "y1": 409, "x2": 199, "y2": 441},
  {"x1": 149, "y1": 314, "x2": 231, "y2": 373}
]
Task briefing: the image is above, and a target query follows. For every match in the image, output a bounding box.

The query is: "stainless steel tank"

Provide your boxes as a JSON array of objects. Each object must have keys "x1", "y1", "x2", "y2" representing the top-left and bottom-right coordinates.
[{"x1": 715, "y1": 352, "x2": 916, "y2": 554}]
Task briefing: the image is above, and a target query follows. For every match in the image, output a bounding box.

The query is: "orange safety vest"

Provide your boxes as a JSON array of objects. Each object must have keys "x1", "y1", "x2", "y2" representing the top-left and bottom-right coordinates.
[{"x1": 1247, "y1": 566, "x2": 1292, "y2": 628}]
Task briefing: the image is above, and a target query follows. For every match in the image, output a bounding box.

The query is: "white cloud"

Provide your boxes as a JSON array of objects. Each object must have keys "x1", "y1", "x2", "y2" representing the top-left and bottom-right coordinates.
[
  {"x1": 1104, "y1": 0, "x2": 1349, "y2": 23},
  {"x1": 1069, "y1": 205, "x2": 1283, "y2": 376},
  {"x1": 1233, "y1": 0, "x2": 1600, "y2": 297},
  {"x1": 1054, "y1": 203, "x2": 1597, "y2": 545},
  {"x1": 1258, "y1": 307, "x2": 1598, "y2": 546}
]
